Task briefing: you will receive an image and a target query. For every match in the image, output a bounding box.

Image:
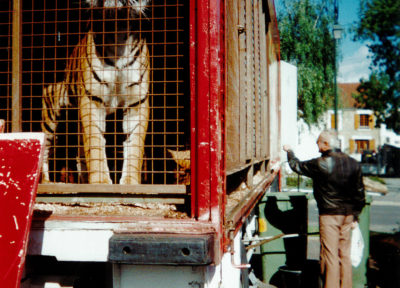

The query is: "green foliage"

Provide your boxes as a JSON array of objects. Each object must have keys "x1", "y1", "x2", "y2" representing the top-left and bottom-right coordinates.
[
  {"x1": 286, "y1": 175, "x2": 300, "y2": 187},
  {"x1": 367, "y1": 176, "x2": 385, "y2": 185},
  {"x1": 277, "y1": 0, "x2": 336, "y2": 125},
  {"x1": 353, "y1": 0, "x2": 400, "y2": 133},
  {"x1": 286, "y1": 174, "x2": 313, "y2": 188},
  {"x1": 354, "y1": 72, "x2": 392, "y2": 127}
]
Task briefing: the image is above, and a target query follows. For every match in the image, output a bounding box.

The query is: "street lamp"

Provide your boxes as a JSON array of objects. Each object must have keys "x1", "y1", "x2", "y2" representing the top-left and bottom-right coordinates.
[
  {"x1": 333, "y1": 24, "x2": 343, "y2": 40},
  {"x1": 333, "y1": 3, "x2": 343, "y2": 132}
]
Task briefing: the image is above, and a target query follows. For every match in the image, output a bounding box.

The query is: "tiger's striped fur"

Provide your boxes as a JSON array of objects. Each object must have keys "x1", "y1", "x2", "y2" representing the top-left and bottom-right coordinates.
[{"x1": 42, "y1": 1, "x2": 150, "y2": 184}]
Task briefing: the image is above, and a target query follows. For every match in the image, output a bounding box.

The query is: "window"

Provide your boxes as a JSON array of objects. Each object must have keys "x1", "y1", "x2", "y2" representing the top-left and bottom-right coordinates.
[
  {"x1": 355, "y1": 140, "x2": 369, "y2": 153},
  {"x1": 349, "y1": 139, "x2": 375, "y2": 154},
  {"x1": 355, "y1": 113, "x2": 374, "y2": 130},
  {"x1": 359, "y1": 114, "x2": 370, "y2": 128}
]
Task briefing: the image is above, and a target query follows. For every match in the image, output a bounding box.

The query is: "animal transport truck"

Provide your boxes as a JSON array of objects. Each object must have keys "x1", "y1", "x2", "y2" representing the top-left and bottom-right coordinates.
[{"x1": 0, "y1": 0, "x2": 283, "y2": 287}]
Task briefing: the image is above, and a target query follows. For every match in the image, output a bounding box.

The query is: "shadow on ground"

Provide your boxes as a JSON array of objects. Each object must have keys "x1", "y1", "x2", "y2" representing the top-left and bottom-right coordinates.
[
  {"x1": 368, "y1": 231, "x2": 400, "y2": 288},
  {"x1": 270, "y1": 232, "x2": 400, "y2": 288},
  {"x1": 251, "y1": 231, "x2": 400, "y2": 288}
]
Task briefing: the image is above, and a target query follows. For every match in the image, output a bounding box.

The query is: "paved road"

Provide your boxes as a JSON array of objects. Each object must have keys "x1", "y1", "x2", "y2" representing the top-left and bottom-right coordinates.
[{"x1": 369, "y1": 178, "x2": 400, "y2": 233}]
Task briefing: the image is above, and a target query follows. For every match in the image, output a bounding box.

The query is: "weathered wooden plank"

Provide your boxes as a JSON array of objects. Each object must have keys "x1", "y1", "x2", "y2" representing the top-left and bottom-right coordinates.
[
  {"x1": 259, "y1": 2, "x2": 268, "y2": 158},
  {"x1": 226, "y1": 0, "x2": 240, "y2": 171},
  {"x1": 239, "y1": 0, "x2": 247, "y2": 164},
  {"x1": 38, "y1": 184, "x2": 187, "y2": 195},
  {"x1": 226, "y1": 157, "x2": 269, "y2": 176},
  {"x1": 254, "y1": 0, "x2": 261, "y2": 159},
  {"x1": 35, "y1": 196, "x2": 185, "y2": 205},
  {"x1": 246, "y1": 0, "x2": 255, "y2": 160},
  {"x1": 12, "y1": 0, "x2": 22, "y2": 132}
]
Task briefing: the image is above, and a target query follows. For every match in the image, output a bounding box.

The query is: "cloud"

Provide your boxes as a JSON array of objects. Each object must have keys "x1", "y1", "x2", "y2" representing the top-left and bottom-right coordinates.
[{"x1": 338, "y1": 45, "x2": 372, "y2": 83}]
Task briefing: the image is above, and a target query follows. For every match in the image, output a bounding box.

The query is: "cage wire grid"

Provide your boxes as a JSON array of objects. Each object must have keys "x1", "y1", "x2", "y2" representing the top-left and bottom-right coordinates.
[{"x1": 0, "y1": 0, "x2": 188, "y2": 187}]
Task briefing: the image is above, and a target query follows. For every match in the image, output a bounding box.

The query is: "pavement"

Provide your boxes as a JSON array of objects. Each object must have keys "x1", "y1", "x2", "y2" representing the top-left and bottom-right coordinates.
[{"x1": 369, "y1": 177, "x2": 400, "y2": 233}]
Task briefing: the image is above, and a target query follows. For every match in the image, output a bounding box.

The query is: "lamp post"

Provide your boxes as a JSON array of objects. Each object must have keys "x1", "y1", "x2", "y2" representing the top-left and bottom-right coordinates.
[{"x1": 333, "y1": 1, "x2": 343, "y2": 131}]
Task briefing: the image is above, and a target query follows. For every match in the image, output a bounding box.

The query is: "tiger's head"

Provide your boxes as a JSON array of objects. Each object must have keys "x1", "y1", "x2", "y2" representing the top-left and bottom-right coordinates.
[{"x1": 84, "y1": 0, "x2": 150, "y2": 16}]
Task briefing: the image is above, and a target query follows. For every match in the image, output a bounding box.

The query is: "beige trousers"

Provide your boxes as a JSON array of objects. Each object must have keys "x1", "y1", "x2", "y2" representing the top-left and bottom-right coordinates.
[{"x1": 319, "y1": 214, "x2": 354, "y2": 288}]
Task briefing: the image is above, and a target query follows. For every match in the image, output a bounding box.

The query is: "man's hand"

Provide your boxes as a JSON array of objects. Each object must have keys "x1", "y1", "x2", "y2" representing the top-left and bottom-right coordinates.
[
  {"x1": 283, "y1": 144, "x2": 291, "y2": 152},
  {"x1": 351, "y1": 221, "x2": 358, "y2": 229}
]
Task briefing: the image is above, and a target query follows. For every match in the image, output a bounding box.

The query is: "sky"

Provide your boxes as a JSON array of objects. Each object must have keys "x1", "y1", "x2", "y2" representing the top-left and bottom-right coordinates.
[
  {"x1": 337, "y1": 0, "x2": 372, "y2": 83},
  {"x1": 275, "y1": 0, "x2": 372, "y2": 84}
]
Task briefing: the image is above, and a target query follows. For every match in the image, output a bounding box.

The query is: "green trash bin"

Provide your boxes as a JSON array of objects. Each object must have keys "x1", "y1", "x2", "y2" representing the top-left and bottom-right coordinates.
[
  {"x1": 352, "y1": 195, "x2": 371, "y2": 288},
  {"x1": 257, "y1": 192, "x2": 308, "y2": 287}
]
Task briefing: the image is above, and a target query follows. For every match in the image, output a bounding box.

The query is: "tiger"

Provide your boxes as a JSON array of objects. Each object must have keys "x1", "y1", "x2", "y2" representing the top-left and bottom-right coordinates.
[
  {"x1": 168, "y1": 149, "x2": 191, "y2": 185},
  {"x1": 41, "y1": 0, "x2": 151, "y2": 185}
]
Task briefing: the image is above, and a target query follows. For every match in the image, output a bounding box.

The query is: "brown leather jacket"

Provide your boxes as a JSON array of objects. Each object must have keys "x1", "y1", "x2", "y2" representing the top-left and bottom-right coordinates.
[{"x1": 287, "y1": 149, "x2": 366, "y2": 217}]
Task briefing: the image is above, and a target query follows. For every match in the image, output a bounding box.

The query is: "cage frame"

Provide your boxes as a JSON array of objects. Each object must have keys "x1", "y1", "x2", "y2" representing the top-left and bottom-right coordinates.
[{"x1": 3, "y1": 0, "x2": 281, "y2": 253}]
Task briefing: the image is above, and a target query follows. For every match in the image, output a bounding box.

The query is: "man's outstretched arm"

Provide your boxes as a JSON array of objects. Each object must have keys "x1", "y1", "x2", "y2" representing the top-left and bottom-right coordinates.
[{"x1": 283, "y1": 145, "x2": 317, "y2": 178}]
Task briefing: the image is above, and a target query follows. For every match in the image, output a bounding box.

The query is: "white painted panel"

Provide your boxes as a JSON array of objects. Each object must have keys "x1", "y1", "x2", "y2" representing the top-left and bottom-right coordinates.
[
  {"x1": 114, "y1": 265, "x2": 205, "y2": 288},
  {"x1": 28, "y1": 229, "x2": 113, "y2": 261}
]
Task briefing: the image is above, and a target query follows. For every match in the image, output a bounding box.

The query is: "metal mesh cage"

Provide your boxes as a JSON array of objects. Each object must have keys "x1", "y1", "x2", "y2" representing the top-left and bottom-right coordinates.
[{"x1": 0, "y1": 0, "x2": 189, "y2": 190}]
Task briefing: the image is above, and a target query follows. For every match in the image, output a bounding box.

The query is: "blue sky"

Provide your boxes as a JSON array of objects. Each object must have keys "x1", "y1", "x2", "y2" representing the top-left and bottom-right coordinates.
[{"x1": 337, "y1": 0, "x2": 372, "y2": 83}]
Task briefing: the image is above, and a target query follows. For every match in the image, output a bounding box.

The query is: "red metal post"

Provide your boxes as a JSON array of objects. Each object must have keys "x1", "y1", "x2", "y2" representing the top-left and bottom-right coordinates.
[
  {"x1": 190, "y1": 0, "x2": 226, "y2": 256},
  {"x1": 208, "y1": 0, "x2": 226, "y2": 245},
  {"x1": 190, "y1": 0, "x2": 226, "y2": 218}
]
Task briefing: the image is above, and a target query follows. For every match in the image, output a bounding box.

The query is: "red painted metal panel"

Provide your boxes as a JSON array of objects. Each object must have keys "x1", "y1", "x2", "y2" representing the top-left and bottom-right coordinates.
[
  {"x1": 190, "y1": 0, "x2": 226, "y2": 258},
  {"x1": 191, "y1": 0, "x2": 212, "y2": 221},
  {"x1": 190, "y1": 0, "x2": 225, "y2": 221},
  {"x1": 208, "y1": 0, "x2": 226, "y2": 247},
  {"x1": 190, "y1": 0, "x2": 200, "y2": 219},
  {"x1": 0, "y1": 133, "x2": 44, "y2": 288}
]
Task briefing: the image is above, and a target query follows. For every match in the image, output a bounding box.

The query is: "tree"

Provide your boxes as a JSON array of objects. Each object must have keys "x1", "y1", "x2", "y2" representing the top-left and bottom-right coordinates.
[
  {"x1": 277, "y1": 0, "x2": 336, "y2": 125},
  {"x1": 353, "y1": 0, "x2": 400, "y2": 133}
]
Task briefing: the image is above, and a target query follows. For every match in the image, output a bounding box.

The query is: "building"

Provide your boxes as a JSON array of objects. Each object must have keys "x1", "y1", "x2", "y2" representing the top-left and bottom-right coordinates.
[
  {"x1": 280, "y1": 61, "x2": 298, "y2": 162},
  {"x1": 293, "y1": 83, "x2": 400, "y2": 163},
  {"x1": 324, "y1": 83, "x2": 400, "y2": 161}
]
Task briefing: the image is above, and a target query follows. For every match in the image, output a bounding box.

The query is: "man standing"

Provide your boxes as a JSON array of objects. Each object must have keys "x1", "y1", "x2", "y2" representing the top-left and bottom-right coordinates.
[{"x1": 283, "y1": 130, "x2": 365, "y2": 288}]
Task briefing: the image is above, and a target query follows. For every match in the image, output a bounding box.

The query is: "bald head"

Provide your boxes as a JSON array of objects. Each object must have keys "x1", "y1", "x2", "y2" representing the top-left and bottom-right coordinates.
[{"x1": 317, "y1": 130, "x2": 338, "y2": 153}]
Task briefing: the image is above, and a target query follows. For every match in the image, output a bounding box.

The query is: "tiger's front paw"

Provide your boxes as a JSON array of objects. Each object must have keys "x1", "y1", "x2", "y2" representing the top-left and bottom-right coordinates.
[{"x1": 89, "y1": 173, "x2": 112, "y2": 184}]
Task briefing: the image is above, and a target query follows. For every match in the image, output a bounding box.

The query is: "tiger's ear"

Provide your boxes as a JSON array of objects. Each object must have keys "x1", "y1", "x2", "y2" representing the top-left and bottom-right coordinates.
[
  {"x1": 83, "y1": 0, "x2": 99, "y2": 8},
  {"x1": 131, "y1": 0, "x2": 151, "y2": 16}
]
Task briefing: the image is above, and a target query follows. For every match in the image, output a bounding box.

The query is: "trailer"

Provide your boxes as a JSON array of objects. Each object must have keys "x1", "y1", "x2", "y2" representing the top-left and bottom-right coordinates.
[{"x1": 0, "y1": 0, "x2": 282, "y2": 287}]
